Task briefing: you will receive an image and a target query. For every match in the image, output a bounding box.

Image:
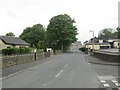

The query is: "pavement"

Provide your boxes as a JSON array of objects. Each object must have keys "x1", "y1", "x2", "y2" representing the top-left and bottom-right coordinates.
[{"x1": 85, "y1": 54, "x2": 120, "y2": 66}]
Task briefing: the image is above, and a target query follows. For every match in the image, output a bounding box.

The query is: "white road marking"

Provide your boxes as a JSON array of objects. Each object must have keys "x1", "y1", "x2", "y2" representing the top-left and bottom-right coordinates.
[
  {"x1": 55, "y1": 64, "x2": 68, "y2": 78},
  {"x1": 100, "y1": 80, "x2": 106, "y2": 83},
  {"x1": 55, "y1": 69, "x2": 64, "y2": 78},
  {"x1": 115, "y1": 83, "x2": 120, "y2": 86},
  {"x1": 97, "y1": 75, "x2": 116, "y2": 80},
  {"x1": 103, "y1": 84, "x2": 110, "y2": 87},
  {"x1": 111, "y1": 80, "x2": 118, "y2": 83},
  {"x1": 97, "y1": 75, "x2": 119, "y2": 88},
  {"x1": 1, "y1": 70, "x2": 22, "y2": 80}
]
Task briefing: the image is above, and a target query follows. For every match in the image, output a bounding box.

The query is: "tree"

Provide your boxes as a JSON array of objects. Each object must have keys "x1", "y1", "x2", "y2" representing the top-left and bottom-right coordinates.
[
  {"x1": 20, "y1": 24, "x2": 46, "y2": 50},
  {"x1": 116, "y1": 27, "x2": 120, "y2": 39},
  {"x1": 46, "y1": 14, "x2": 78, "y2": 52},
  {"x1": 6, "y1": 32, "x2": 15, "y2": 37},
  {"x1": 98, "y1": 28, "x2": 118, "y2": 39}
]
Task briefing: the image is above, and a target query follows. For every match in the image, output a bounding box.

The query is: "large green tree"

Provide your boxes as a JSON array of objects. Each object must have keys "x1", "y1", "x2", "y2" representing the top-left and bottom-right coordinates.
[
  {"x1": 46, "y1": 14, "x2": 78, "y2": 52},
  {"x1": 6, "y1": 32, "x2": 15, "y2": 37},
  {"x1": 98, "y1": 28, "x2": 118, "y2": 39},
  {"x1": 20, "y1": 24, "x2": 46, "y2": 50}
]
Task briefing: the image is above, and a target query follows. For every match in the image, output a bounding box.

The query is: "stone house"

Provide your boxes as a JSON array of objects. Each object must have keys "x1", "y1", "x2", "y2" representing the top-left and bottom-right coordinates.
[{"x1": 0, "y1": 36, "x2": 29, "y2": 50}]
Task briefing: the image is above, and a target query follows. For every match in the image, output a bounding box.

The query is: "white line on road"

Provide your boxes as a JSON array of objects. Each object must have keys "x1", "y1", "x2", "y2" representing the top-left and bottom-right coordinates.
[
  {"x1": 115, "y1": 83, "x2": 120, "y2": 87},
  {"x1": 55, "y1": 69, "x2": 64, "y2": 78},
  {"x1": 0, "y1": 70, "x2": 22, "y2": 80},
  {"x1": 55, "y1": 64, "x2": 68, "y2": 78},
  {"x1": 111, "y1": 80, "x2": 118, "y2": 83},
  {"x1": 103, "y1": 84, "x2": 110, "y2": 87},
  {"x1": 100, "y1": 80, "x2": 106, "y2": 83}
]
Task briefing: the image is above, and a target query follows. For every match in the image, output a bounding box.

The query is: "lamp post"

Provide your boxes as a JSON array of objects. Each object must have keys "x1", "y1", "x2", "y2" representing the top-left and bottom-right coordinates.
[{"x1": 90, "y1": 30, "x2": 94, "y2": 54}]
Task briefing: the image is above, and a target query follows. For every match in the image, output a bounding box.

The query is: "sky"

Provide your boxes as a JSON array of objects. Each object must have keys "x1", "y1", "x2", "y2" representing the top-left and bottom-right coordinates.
[{"x1": 0, "y1": 0, "x2": 119, "y2": 43}]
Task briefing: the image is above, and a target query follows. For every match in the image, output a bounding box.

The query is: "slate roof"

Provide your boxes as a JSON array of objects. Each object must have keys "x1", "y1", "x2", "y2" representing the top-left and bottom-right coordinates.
[
  {"x1": 85, "y1": 42, "x2": 110, "y2": 45},
  {"x1": 0, "y1": 36, "x2": 29, "y2": 45}
]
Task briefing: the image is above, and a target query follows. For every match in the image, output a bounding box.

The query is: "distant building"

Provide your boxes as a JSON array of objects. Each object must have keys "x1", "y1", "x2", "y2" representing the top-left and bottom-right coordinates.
[
  {"x1": 70, "y1": 41, "x2": 82, "y2": 51},
  {"x1": 0, "y1": 36, "x2": 29, "y2": 50}
]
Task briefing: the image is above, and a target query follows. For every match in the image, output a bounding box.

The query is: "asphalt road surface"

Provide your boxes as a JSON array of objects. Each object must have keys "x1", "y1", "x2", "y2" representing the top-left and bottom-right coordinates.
[
  {"x1": 90, "y1": 62, "x2": 119, "y2": 89},
  {"x1": 2, "y1": 53, "x2": 101, "y2": 88}
]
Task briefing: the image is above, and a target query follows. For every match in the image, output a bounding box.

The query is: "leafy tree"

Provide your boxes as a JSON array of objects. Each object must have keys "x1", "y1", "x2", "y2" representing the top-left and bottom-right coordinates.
[
  {"x1": 6, "y1": 32, "x2": 15, "y2": 37},
  {"x1": 20, "y1": 24, "x2": 46, "y2": 50},
  {"x1": 116, "y1": 27, "x2": 120, "y2": 39},
  {"x1": 98, "y1": 28, "x2": 118, "y2": 39},
  {"x1": 46, "y1": 14, "x2": 78, "y2": 52}
]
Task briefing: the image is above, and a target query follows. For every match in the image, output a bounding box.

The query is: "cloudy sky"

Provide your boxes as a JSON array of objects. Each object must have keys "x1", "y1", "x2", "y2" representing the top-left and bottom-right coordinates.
[{"x1": 0, "y1": 0, "x2": 119, "y2": 43}]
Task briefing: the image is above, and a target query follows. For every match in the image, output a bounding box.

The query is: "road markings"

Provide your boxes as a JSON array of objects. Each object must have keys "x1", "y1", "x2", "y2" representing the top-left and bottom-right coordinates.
[
  {"x1": 0, "y1": 70, "x2": 22, "y2": 80},
  {"x1": 112, "y1": 80, "x2": 118, "y2": 83},
  {"x1": 97, "y1": 75, "x2": 120, "y2": 89},
  {"x1": 115, "y1": 83, "x2": 120, "y2": 87},
  {"x1": 97, "y1": 75, "x2": 116, "y2": 80},
  {"x1": 55, "y1": 63, "x2": 68, "y2": 78},
  {"x1": 103, "y1": 83, "x2": 110, "y2": 87},
  {"x1": 100, "y1": 80, "x2": 106, "y2": 83},
  {"x1": 55, "y1": 69, "x2": 64, "y2": 78}
]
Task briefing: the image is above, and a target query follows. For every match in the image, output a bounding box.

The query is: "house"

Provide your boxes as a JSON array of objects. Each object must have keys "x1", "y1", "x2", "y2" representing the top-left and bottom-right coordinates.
[
  {"x1": 85, "y1": 42, "x2": 110, "y2": 50},
  {"x1": 0, "y1": 36, "x2": 29, "y2": 50},
  {"x1": 107, "y1": 39, "x2": 120, "y2": 48},
  {"x1": 84, "y1": 37, "x2": 110, "y2": 50}
]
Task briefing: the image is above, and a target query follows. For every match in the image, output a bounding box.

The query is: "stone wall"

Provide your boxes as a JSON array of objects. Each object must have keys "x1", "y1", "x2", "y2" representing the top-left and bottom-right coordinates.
[
  {"x1": 54, "y1": 50, "x2": 62, "y2": 54},
  {"x1": 93, "y1": 51, "x2": 120, "y2": 62},
  {"x1": 2, "y1": 52, "x2": 51, "y2": 67}
]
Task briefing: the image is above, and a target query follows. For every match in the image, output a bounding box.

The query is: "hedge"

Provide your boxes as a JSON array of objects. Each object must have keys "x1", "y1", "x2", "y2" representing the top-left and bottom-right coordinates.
[
  {"x1": 2, "y1": 47, "x2": 31, "y2": 55},
  {"x1": 79, "y1": 47, "x2": 87, "y2": 52}
]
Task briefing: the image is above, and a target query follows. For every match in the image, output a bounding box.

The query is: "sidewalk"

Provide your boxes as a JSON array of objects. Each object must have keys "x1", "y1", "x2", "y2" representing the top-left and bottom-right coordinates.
[{"x1": 85, "y1": 55, "x2": 120, "y2": 66}]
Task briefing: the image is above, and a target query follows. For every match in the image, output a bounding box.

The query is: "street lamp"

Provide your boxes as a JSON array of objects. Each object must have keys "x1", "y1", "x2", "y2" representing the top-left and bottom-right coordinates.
[{"x1": 90, "y1": 30, "x2": 94, "y2": 54}]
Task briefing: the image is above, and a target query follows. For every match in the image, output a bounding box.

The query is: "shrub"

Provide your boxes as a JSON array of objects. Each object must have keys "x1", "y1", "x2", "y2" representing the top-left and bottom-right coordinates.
[
  {"x1": 2, "y1": 47, "x2": 31, "y2": 55},
  {"x1": 79, "y1": 47, "x2": 87, "y2": 52}
]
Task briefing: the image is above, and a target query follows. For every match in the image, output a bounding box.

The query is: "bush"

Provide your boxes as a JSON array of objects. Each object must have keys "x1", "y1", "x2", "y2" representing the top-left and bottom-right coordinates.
[
  {"x1": 2, "y1": 47, "x2": 31, "y2": 55},
  {"x1": 79, "y1": 47, "x2": 87, "y2": 52},
  {"x1": 36, "y1": 49, "x2": 44, "y2": 53}
]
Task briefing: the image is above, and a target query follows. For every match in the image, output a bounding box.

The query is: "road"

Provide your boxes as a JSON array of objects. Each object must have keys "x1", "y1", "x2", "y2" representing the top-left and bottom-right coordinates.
[
  {"x1": 2, "y1": 53, "x2": 101, "y2": 88},
  {"x1": 90, "y1": 62, "x2": 119, "y2": 88}
]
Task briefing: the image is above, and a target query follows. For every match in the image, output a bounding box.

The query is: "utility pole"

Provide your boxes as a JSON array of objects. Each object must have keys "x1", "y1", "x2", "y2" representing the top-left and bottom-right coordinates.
[{"x1": 90, "y1": 30, "x2": 94, "y2": 54}]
